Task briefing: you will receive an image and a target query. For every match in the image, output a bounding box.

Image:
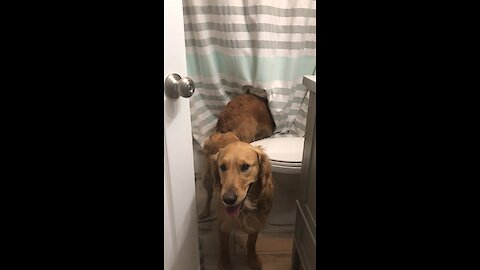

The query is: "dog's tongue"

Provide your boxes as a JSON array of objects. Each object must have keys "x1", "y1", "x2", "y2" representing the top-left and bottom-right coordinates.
[{"x1": 226, "y1": 204, "x2": 241, "y2": 217}]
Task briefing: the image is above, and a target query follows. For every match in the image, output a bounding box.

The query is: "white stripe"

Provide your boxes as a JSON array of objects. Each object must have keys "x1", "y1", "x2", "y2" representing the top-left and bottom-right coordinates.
[
  {"x1": 188, "y1": 75, "x2": 257, "y2": 88},
  {"x1": 201, "y1": 121, "x2": 217, "y2": 132},
  {"x1": 188, "y1": 75, "x2": 309, "y2": 90},
  {"x1": 191, "y1": 109, "x2": 214, "y2": 124},
  {"x1": 294, "y1": 89, "x2": 309, "y2": 97},
  {"x1": 270, "y1": 94, "x2": 291, "y2": 103},
  {"x1": 184, "y1": 0, "x2": 316, "y2": 10},
  {"x1": 184, "y1": 14, "x2": 316, "y2": 27},
  {"x1": 185, "y1": 29, "x2": 316, "y2": 43},
  {"x1": 190, "y1": 99, "x2": 227, "y2": 112},
  {"x1": 198, "y1": 122, "x2": 217, "y2": 136},
  {"x1": 192, "y1": 81, "x2": 305, "y2": 97},
  {"x1": 186, "y1": 45, "x2": 316, "y2": 57},
  {"x1": 192, "y1": 88, "x2": 227, "y2": 97},
  {"x1": 290, "y1": 103, "x2": 302, "y2": 110},
  {"x1": 193, "y1": 87, "x2": 245, "y2": 97}
]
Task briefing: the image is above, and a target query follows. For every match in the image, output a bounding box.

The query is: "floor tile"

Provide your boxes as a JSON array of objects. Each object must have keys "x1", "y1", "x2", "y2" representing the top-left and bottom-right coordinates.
[
  {"x1": 234, "y1": 232, "x2": 294, "y2": 255},
  {"x1": 203, "y1": 254, "x2": 293, "y2": 270}
]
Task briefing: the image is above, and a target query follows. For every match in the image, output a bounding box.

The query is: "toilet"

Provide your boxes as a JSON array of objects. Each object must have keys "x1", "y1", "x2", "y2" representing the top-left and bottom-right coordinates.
[{"x1": 251, "y1": 136, "x2": 305, "y2": 233}]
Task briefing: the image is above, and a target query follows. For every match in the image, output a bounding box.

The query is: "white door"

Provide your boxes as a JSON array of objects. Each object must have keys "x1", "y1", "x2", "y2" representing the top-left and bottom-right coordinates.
[{"x1": 164, "y1": 1, "x2": 200, "y2": 270}]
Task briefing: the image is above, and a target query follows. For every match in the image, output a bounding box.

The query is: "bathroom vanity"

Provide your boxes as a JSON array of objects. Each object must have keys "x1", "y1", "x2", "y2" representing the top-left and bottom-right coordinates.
[{"x1": 292, "y1": 76, "x2": 316, "y2": 270}]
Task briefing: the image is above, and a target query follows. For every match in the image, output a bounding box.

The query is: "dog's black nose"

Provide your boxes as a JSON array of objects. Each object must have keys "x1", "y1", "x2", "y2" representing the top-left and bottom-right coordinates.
[{"x1": 222, "y1": 191, "x2": 237, "y2": 205}]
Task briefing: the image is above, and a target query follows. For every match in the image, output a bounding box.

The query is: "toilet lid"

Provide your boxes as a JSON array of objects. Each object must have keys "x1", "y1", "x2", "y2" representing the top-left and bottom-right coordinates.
[{"x1": 251, "y1": 137, "x2": 305, "y2": 164}]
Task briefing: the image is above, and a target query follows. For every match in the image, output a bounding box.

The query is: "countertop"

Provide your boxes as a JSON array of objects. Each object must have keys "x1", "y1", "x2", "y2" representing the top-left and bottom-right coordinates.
[{"x1": 302, "y1": 75, "x2": 316, "y2": 93}]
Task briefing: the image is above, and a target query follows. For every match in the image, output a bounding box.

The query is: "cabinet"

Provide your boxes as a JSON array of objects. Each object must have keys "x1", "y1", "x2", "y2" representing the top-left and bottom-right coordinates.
[{"x1": 292, "y1": 76, "x2": 316, "y2": 270}]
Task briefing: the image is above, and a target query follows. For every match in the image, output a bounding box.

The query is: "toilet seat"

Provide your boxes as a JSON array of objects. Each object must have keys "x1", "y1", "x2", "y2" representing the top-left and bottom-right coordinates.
[{"x1": 251, "y1": 137, "x2": 304, "y2": 174}]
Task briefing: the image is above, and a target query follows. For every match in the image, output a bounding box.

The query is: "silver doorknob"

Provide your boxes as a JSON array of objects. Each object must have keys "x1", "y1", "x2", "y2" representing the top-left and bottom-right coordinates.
[{"x1": 165, "y1": 73, "x2": 195, "y2": 99}]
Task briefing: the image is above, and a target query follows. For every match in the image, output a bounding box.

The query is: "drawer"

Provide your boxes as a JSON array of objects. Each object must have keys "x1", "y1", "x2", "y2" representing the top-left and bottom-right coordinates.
[{"x1": 294, "y1": 200, "x2": 316, "y2": 270}]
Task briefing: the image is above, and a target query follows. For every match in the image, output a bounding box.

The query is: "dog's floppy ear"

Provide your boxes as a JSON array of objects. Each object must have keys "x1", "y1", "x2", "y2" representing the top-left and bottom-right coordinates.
[
  {"x1": 209, "y1": 152, "x2": 221, "y2": 190},
  {"x1": 253, "y1": 146, "x2": 274, "y2": 189},
  {"x1": 253, "y1": 146, "x2": 274, "y2": 214},
  {"x1": 203, "y1": 136, "x2": 217, "y2": 155}
]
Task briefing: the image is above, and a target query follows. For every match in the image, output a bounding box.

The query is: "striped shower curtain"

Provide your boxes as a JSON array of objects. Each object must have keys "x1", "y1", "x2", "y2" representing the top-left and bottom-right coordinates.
[{"x1": 183, "y1": 0, "x2": 316, "y2": 146}]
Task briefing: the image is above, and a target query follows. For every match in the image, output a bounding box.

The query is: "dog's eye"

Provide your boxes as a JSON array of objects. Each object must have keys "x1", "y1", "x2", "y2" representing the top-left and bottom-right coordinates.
[
  {"x1": 219, "y1": 164, "x2": 227, "y2": 171},
  {"x1": 240, "y1": 164, "x2": 250, "y2": 172}
]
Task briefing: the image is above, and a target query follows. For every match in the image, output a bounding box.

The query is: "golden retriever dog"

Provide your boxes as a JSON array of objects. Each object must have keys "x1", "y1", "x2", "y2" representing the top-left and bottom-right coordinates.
[
  {"x1": 198, "y1": 132, "x2": 241, "y2": 219},
  {"x1": 197, "y1": 92, "x2": 276, "y2": 269},
  {"x1": 216, "y1": 93, "x2": 276, "y2": 143},
  {"x1": 212, "y1": 141, "x2": 274, "y2": 270},
  {"x1": 198, "y1": 93, "x2": 275, "y2": 219}
]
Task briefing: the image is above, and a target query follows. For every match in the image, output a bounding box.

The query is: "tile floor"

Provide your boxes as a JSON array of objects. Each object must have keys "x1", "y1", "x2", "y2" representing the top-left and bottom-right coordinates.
[{"x1": 195, "y1": 172, "x2": 303, "y2": 270}]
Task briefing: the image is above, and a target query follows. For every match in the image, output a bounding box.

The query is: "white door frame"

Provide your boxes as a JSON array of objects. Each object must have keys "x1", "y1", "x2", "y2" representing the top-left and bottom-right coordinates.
[{"x1": 163, "y1": 1, "x2": 200, "y2": 269}]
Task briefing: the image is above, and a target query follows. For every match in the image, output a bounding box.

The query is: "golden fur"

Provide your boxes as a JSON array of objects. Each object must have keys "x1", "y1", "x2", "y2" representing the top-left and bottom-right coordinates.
[
  {"x1": 197, "y1": 93, "x2": 276, "y2": 269},
  {"x1": 198, "y1": 132, "x2": 241, "y2": 220},
  {"x1": 216, "y1": 93, "x2": 275, "y2": 143},
  {"x1": 198, "y1": 93, "x2": 275, "y2": 219},
  {"x1": 212, "y1": 142, "x2": 274, "y2": 270},
  {"x1": 212, "y1": 142, "x2": 274, "y2": 233}
]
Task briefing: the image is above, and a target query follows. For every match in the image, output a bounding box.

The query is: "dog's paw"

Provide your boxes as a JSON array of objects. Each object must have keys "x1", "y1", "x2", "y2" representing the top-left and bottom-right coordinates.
[{"x1": 247, "y1": 255, "x2": 262, "y2": 270}]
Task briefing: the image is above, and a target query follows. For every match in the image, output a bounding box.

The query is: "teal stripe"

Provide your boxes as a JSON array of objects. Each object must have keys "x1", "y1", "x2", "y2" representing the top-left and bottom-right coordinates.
[
  {"x1": 186, "y1": 38, "x2": 316, "y2": 50},
  {"x1": 186, "y1": 52, "x2": 315, "y2": 82},
  {"x1": 183, "y1": 5, "x2": 316, "y2": 17},
  {"x1": 184, "y1": 23, "x2": 316, "y2": 34}
]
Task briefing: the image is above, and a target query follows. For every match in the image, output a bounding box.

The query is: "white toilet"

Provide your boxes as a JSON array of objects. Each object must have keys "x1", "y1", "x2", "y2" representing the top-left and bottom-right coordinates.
[{"x1": 251, "y1": 136, "x2": 305, "y2": 233}]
